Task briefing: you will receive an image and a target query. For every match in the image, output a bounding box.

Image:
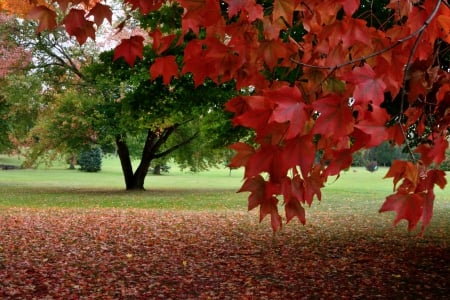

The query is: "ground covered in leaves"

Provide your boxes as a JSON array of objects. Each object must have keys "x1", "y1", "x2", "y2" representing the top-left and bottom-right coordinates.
[{"x1": 0, "y1": 208, "x2": 449, "y2": 299}]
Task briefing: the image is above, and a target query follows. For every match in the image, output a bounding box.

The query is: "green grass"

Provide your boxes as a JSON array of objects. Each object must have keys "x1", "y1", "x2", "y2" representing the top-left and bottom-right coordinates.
[{"x1": 0, "y1": 155, "x2": 449, "y2": 233}]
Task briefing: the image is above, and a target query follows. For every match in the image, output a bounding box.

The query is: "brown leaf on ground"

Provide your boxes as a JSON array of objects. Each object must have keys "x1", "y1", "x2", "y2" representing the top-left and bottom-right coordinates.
[{"x1": 0, "y1": 208, "x2": 448, "y2": 299}]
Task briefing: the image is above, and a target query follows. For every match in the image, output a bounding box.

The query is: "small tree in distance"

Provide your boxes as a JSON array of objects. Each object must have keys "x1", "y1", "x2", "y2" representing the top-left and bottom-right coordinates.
[{"x1": 78, "y1": 147, "x2": 102, "y2": 172}]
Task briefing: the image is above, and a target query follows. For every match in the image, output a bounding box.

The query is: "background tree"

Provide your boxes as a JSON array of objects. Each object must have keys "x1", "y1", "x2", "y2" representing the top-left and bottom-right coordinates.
[
  {"x1": 2, "y1": 4, "x2": 242, "y2": 190},
  {"x1": 18, "y1": 0, "x2": 450, "y2": 233},
  {"x1": 83, "y1": 48, "x2": 237, "y2": 189}
]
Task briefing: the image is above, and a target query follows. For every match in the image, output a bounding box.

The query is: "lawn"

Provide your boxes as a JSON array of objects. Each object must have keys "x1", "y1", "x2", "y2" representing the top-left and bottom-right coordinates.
[{"x1": 0, "y1": 156, "x2": 449, "y2": 298}]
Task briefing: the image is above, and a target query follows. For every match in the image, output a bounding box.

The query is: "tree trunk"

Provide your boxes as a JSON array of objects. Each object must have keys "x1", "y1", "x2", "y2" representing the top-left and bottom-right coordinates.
[
  {"x1": 115, "y1": 130, "x2": 158, "y2": 190},
  {"x1": 115, "y1": 125, "x2": 198, "y2": 191},
  {"x1": 68, "y1": 153, "x2": 76, "y2": 169},
  {"x1": 116, "y1": 134, "x2": 148, "y2": 190}
]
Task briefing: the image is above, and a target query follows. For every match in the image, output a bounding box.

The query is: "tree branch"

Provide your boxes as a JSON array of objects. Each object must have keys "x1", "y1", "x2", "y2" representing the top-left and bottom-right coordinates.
[
  {"x1": 154, "y1": 131, "x2": 200, "y2": 159},
  {"x1": 36, "y1": 34, "x2": 86, "y2": 80}
]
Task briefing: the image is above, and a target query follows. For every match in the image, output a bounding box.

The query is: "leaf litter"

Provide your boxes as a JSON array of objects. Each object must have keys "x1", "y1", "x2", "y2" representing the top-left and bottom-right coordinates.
[{"x1": 0, "y1": 208, "x2": 448, "y2": 299}]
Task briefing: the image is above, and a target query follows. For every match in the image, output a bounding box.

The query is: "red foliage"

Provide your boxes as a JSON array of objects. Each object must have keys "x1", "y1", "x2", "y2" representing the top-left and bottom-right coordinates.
[
  {"x1": 0, "y1": 13, "x2": 32, "y2": 78},
  {"x1": 22, "y1": 0, "x2": 450, "y2": 232}
]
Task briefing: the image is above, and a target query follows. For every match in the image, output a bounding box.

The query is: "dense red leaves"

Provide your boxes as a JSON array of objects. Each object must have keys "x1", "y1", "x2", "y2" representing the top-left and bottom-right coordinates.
[
  {"x1": 22, "y1": 0, "x2": 450, "y2": 232},
  {"x1": 415, "y1": 135, "x2": 449, "y2": 167},
  {"x1": 113, "y1": 35, "x2": 145, "y2": 67}
]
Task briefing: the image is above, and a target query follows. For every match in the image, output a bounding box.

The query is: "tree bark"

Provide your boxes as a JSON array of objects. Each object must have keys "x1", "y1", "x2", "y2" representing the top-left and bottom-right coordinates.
[
  {"x1": 115, "y1": 124, "x2": 199, "y2": 191},
  {"x1": 115, "y1": 134, "x2": 143, "y2": 190}
]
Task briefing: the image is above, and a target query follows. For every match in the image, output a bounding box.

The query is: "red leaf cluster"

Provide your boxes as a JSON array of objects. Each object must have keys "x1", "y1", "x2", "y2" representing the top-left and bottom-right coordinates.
[{"x1": 381, "y1": 161, "x2": 447, "y2": 234}]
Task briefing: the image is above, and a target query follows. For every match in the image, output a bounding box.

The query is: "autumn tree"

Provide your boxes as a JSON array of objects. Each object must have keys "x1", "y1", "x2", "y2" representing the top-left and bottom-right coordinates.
[
  {"x1": 20, "y1": 0, "x2": 450, "y2": 233},
  {"x1": 0, "y1": 13, "x2": 34, "y2": 152}
]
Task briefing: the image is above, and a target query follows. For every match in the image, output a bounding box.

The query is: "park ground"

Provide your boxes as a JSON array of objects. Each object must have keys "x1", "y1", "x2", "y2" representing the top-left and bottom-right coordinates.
[{"x1": 0, "y1": 156, "x2": 449, "y2": 299}]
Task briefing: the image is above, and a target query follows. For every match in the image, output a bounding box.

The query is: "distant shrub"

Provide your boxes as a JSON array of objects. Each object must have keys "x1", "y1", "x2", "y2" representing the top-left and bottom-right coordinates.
[
  {"x1": 78, "y1": 147, "x2": 102, "y2": 172},
  {"x1": 365, "y1": 161, "x2": 378, "y2": 172}
]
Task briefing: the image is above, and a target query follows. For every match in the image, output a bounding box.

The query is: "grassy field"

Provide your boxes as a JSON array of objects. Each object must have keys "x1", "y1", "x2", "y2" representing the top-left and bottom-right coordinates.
[
  {"x1": 0, "y1": 155, "x2": 449, "y2": 298},
  {"x1": 1, "y1": 155, "x2": 449, "y2": 215}
]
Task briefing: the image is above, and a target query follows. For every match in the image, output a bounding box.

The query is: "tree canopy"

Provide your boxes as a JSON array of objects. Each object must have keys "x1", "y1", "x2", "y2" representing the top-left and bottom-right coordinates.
[{"x1": 5, "y1": 0, "x2": 450, "y2": 233}]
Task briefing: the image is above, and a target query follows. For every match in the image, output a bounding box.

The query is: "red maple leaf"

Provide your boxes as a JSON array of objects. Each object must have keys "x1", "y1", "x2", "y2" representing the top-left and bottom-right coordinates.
[
  {"x1": 259, "y1": 39, "x2": 289, "y2": 70},
  {"x1": 282, "y1": 135, "x2": 316, "y2": 178},
  {"x1": 228, "y1": 142, "x2": 255, "y2": 168},
  {"x1": 233, "y1": 96, "x2": 273, "y2": 131},
  {"x1": 312, "y1": 94, "x2": 354, "y2": 138},
  {"x1": 150, "y1": 56, "x2": 179, "y2": 84},
  {"x1": 303, "y1": 166, "x2": 324, "y2": 206},
  {"x1": 262, "y1": 195, "x2": 282, "y2": 231},
  {"x1": 438, "y1": 14, "x2": 450, "y2": 43},
  {"x1": 113, "y1": 35, "x2": 144, "y2": 67},
  {"x1": 285, "y1": 197, "x2": 306, "y2": 224},
  {"x1": 224, "y1": 95, "x2": 248, "y2": 117},
  {"x1": 281, "y1": 176, "x2": 306, "y2": 224},
  {"x1": 181, "y1": 40, "x2": 216, "y2": 86},
  {"x1": 238, "y1": 176, "x2": 282, "y2": 231},
  {"x1": 238, "y1": 175, "x2": 265, "y2": 211},
  {"x1": 267, "y1": 86, "x2": 309, "y2": 140},
  {"x1": 343, "y1": 64, "x2": 387, "y2": 107},
  {"x1": 273, "y1": 0, "x2": 300, "y2": 25},
  {"x1": 178, "y1": 0, "x2": 222, "y2": 33},
  {"x1": 63, "y1": 8, "x2": 95, "y2": 44},
  {"x1": 245, "y1": 145, "x2": 284, "y2": 181},
  {"x1": 355, "y1": 104, "x2": 390, "y2": 148},
  {"x1": 384, "y1": 160, "x2": 418, "y2": 190},
  {"x1": 417, "y1": 169, "x2": 447, "y2": 234},
  {"x1": 150, "y1": 30, "x2": 178, "y2": 55},
  {"x1": 324, "y1": 149, "x2": 353, "y2": 177},
  {"x1": 339, "y1": 0, "x2": 360, "y2": 16},
  {"x1": 27, "y1": 5, "x2": 57, "y2": 33},
  {"x1": 86, "y1": 2, "x2": 112, "y2": 26},
  {"x1": 379, "y1": 191, "x2": 425, "y2": 230},
  {"x1": 223, "y1": 0, "x2": 263, "y2": 21}
]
